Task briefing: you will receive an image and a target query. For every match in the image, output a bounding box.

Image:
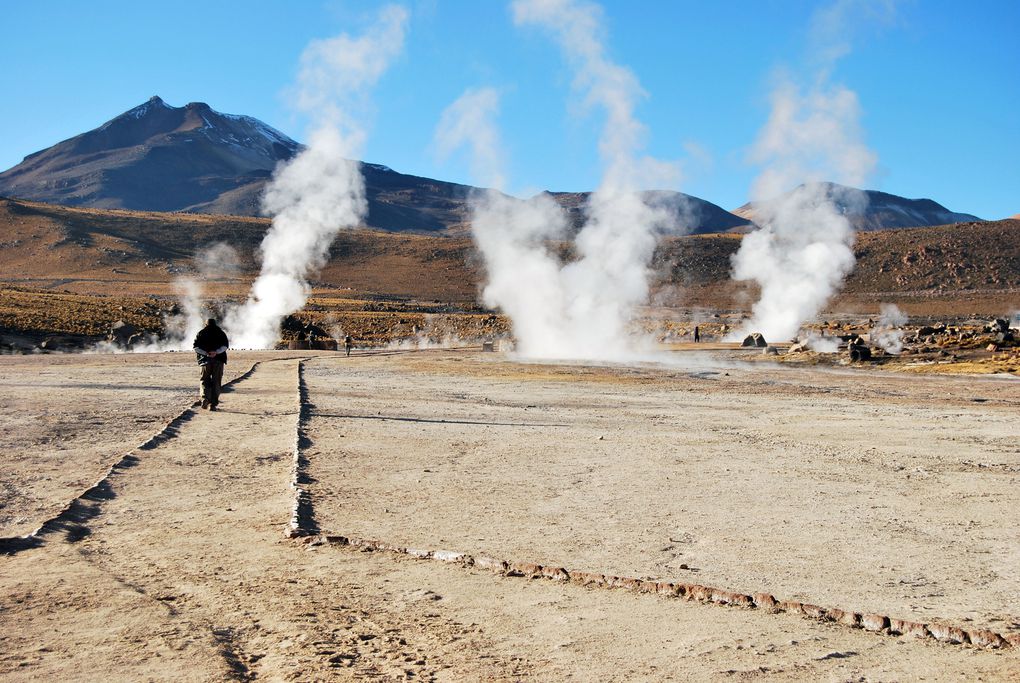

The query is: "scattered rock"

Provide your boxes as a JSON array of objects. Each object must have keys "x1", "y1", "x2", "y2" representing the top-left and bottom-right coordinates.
[
  {"x1": 848, "y1": 342, "x2": 872, "y2": 362},
  {"x1": 108, "y1": 320, "x2": 139, "y2": 346},
  {"x1": 742, "y1": 332, "x2": 768, "y2": 348},
  {"x1": 986, "y1": 318, "x2": 1010, "y2": 334}
]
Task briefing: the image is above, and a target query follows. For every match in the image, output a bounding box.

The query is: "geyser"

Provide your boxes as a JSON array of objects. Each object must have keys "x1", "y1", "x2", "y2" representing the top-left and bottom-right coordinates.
[
  {"x1": 224, "y1": 5, "x2": 409, "y2": 349},
  {"x1": 436, "y1": 0, "x2": 681, "y2": 361},
  {"x1": 729, "y1": 0, "x2": 882, "y2": 343}
]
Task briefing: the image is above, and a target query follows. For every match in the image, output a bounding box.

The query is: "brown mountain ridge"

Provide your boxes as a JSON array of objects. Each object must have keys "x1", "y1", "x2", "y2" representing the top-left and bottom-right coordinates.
[{"x1": 1, "y1": 197, "x2": 1016, "y2": 318}]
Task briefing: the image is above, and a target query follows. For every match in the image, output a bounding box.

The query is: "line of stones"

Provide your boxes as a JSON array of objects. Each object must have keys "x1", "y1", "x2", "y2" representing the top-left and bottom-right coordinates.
[
  {"x1": 286, "y1": 360, "x2": 316, "y2": 538},
  {"x1": 0, "y1": 359, "x2": 264, "y2": 554},
  {"x1": 301, "y1": 535, "x2": 1017, "y2": 650},
  {"x1": 282, "y1": 358, "x2": 1015, "y2": 650}
]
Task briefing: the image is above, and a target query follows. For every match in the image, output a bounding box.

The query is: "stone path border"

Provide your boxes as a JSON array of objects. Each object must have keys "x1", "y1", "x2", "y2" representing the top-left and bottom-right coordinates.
[
  {"x1": 304, "y1": 534, "x2": 1017, "y2": 650},
  {"x1": 286, "y1": 359, "x2": 317, "y2": 538},
  {"x1": 0, "y1": 358, "x2": 267, "y2": 554},
  {"x1": 289, "y1": 357, "x2": 1017, "y2": 651}
]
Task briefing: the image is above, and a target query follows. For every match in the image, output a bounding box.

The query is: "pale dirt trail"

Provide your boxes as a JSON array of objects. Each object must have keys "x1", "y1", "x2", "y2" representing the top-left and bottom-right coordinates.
[{"x1": 0, "y1": 351, "x2": 1017, "y2": 681}]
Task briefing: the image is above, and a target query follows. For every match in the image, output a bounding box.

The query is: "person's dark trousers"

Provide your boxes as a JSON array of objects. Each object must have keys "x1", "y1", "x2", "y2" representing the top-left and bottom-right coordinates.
[{"x1": 201, "y1": 361, "x2": 225, "y2": 408}]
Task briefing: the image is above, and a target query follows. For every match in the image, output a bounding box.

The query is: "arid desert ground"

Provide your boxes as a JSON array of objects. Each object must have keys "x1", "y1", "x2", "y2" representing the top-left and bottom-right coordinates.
[{"x1": 1, "y1": 347, "x2": 1018, "y2": 681}]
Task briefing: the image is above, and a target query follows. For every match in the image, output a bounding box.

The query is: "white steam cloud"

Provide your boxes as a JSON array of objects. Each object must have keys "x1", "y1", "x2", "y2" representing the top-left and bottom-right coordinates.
[
  {"x1": 436, "y1": 0, "x2": 678, "y2": 360},
  {"x1": 872, "y1": 302, "x2": 908, "y2": 354},
  {"x1": 730, "y1": 0, "x2": 883, "y2": 343},
  {"x1": 224, "y1": 6, "x2": 409, "y2": 349}
]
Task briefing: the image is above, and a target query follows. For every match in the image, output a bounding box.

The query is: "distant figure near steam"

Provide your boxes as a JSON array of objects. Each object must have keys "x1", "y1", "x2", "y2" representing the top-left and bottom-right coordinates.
[
  {"x1": 193, "y1": 319, "x2": 229, "y2": 411},
  {"x1": 693, "y1": 326, "x2": 701, "y2": 343},
  {"x1": 344, "y1": 335, "x2": 353, "y2": 357}
]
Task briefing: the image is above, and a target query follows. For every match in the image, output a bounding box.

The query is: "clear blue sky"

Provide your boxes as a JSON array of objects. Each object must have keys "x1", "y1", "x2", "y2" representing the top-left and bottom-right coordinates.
[{"x1": 2, "y1": 0, "x2": 1017, "y2": 218}]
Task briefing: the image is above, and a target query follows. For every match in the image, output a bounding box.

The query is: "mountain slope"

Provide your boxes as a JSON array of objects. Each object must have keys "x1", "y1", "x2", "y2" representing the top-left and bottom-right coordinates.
[
  {"x1": 2, "y1": 197, "x2": 1017, "y2": 310},
  {"x1": 0, "y1": 97, "x2": 750, "y2": 234},
  {"x1": 733, "y1": 182, "x2": 983, "y2": 231},
  {"x1": 0, "y1": 96, "x2": 299, "y2": 214}
]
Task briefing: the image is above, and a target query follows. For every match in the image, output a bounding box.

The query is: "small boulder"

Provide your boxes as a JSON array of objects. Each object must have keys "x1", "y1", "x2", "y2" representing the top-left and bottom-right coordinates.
[
  {"x1": 848, "y1": 342, "x2": 872, "y2": 362},
  {"x1": 109, "y1": 320, "x2": 138, "y2": 342},
  {"x1": 742, "y1": 332, "x2": 768, "y2": 348},
  {"x1": 763, "y1": 345, "x2": 779, "y2": 356},
  {"x1": 987, "y1": 318, "x2": 1009, "y2": 334}
]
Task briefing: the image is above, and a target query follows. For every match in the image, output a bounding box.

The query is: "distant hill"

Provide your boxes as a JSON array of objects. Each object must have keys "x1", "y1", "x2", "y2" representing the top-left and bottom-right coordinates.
[
  {"x1": 1, "y1": 197, "x2": 1017, "y2": 317},
  {"x1": 733, "y1": 182, "x2": 983, "y2": 232},
  {"x1": 0, "y1": 97, "x2": 749, "y2": 234}
]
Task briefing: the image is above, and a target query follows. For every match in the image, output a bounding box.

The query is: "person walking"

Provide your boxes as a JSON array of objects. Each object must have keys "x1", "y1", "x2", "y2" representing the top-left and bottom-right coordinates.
[
  {"x1": 193, "y1": 318, "x2": 229, "y2": 410},
  {"x1": 693, "y1": 325, "x2": 701, "y2": 343},
  {"x1": 344, "y1": 334, "x2": 353, "y2": 357}
]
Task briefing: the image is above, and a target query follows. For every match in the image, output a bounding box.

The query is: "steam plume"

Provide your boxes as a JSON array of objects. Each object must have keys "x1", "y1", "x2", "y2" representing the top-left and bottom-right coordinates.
[
  {"x1": 730, "y1": 1, "x2": 882, "y2": 342},
  {"x1": 872, "y1": 302, "x2": 908, "y2": 354},
  {"x1": 437, "y1": 0, "x2": 677, "y2": 360},
  {"x1": 224, "y1": 6, "x2": 409, "y2": 349}
]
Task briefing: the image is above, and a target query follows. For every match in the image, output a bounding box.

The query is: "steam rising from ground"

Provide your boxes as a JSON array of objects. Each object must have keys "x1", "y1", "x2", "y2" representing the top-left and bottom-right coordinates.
[
  {"x1": 101, "y1": 7, "x2": 409, "y2": 353},
  {"x1": 223, "y1": 6, "x2": 408, "y2": 349},
  {"x1": 872, "y1": 303, "x2": 909, "y2": 354},
  {"x1": 114, "y1": 244, "x2": 240, "y2": 353},
  {"x1": 805, "y1": 333, "x2": 839, "y2": 353},
  {"x1": 437, "y1": 0, "x2": 678, "y2": 360},
  {"x1": 730, "y1": 1, "x2": 882, "y2": 342}
]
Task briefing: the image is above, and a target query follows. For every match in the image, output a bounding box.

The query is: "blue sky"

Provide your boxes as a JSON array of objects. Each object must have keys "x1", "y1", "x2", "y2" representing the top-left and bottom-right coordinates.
[{"x1": 1, "y1": 0, "x2": 1017, "y2": 218}]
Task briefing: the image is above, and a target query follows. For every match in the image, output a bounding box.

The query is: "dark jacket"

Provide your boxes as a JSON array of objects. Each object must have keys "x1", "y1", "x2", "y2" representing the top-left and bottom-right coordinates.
[{"x1": 193, "y1": 324, "x2": 229, "y2": 365}]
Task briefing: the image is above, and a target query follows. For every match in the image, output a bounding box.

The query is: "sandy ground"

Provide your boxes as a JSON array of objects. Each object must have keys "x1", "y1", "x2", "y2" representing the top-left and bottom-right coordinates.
[{"x1": 0, "y1": 348, "x2": 1018, "y2": 680}]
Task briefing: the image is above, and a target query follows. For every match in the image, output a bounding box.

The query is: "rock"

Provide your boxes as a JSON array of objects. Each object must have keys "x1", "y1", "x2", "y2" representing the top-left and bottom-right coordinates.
[
  {"x1": 568, "y1": 571, "x2": 606, "y2": 587},
  {"x1": 655, "y1": 581, "x2": 680, "y2": 597},
  {"x1": 966, "y1": 629, "x2": 1006, "y2": 648},
  {"x1": 916, "y1": 326, "x2": 938, "y2": 336},
  {"x1": 684, "y1": 584, "x2": 712, "y2": 601},
  {"x1": 927, "y1": 622, "x2": 969, "y2": 644},
  {"x1": 432, "y1": 550, "x2": 466, "y2": 563},
  {"x1": 742, "y1": 332, "x2": 767, "y2": 347},
  {"x1": 827, "y1": 609, "x2": 862, "y2": 628},
  {"x1": 109, "y1": 320, "x2": 138, "y2": 342},
  {"x1": 753, "y1": 593, "x2": 778, "y2": 610},
  {"x1": 507, "y1": 561, "x2": 543, "y2": 578},
  {"x1": 711, "y1": 590, "x2": 754, "y2": 607},
  {"x1": 987, "y1": 343, "x2": 999, "y2": 352},
  {"x1": 799, "y1": 603, "x2": 828, "y2": 619},
  {"x1": 987, "y1": 318, "x2": 1010, "y2": 334},
  {"x1": 848, "y1": 343, "x2": 872, "y2": 362},
  {"x1": 472, "y1": 556, "x2": 508, "y2": 572},
  {"x1": 861, "y1": 613, "x2": 890, "y2": 632},
  {"x1": 540, "y1": 566, "x2": 570, "y2": 581},
  {"x1": 889, "y1": 619, "x2": 931, "y2": 639},
  {"x1": 788, "y1": 341, "x2": 810, "y2": 353},
  {"x1": 777, "y1": 600, "x2": 803, "y2": 614},
  {"x1": 763, "y1": 345, "x2": 779, "y2": 356}
]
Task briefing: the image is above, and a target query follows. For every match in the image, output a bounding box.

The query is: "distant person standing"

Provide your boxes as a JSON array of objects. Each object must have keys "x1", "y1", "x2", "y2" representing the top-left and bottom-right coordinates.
[
  {"x1": 344, "y1": 334, "x2": 353, "y2": 357},
  {"x1": 193, "y1": 318, "x2": 229, "y2": 410},
  {"x1": 693, "y1": 325, "x2": 701, "y2": 343}
]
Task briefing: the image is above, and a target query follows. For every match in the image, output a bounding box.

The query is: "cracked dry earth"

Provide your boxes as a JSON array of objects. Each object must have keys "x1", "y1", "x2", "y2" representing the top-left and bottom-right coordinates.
[{"x1": 1, "y1": 349, "x2": 1019, "y2": 681}]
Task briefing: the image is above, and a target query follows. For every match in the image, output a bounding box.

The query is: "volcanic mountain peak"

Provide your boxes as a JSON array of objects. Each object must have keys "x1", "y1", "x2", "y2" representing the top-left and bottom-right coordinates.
[
  {"x1": 0, "y1": 97, "x2": 302, "y2": 214},
  {"x1": 117, "y1": 95, "x2": 172, "y2": 120},
  {"x1": 734, "y1": 181, "x2": 983, "y2": 231}
]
